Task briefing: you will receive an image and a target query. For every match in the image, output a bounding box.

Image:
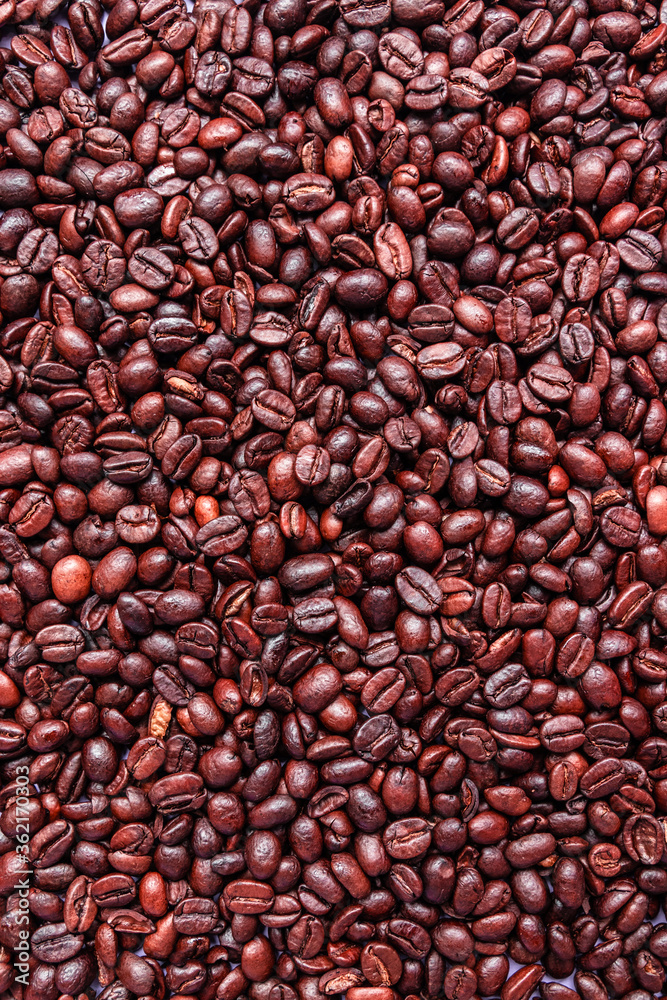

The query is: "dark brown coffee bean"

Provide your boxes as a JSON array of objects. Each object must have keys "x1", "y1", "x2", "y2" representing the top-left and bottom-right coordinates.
[{"x1": 0, "y1": 3, "x2": 665, "y2": 996}]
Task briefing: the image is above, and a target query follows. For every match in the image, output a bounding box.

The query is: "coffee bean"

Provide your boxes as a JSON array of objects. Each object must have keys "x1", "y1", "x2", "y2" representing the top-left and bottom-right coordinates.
[{"x1": 0, "y1": 3, "x2": 665, "y2": 998}]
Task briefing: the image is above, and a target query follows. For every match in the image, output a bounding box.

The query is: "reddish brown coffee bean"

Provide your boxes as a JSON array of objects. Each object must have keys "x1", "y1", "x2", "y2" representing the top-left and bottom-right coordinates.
[{"x1": 0, "y1": 2, "x2": 665, "y2": 997}]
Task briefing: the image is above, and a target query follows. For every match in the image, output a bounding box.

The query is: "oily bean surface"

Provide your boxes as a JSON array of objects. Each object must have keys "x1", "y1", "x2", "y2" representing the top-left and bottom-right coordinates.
[{"x1": 2, "y1": 2, "x2": 667, "y2": 1000}]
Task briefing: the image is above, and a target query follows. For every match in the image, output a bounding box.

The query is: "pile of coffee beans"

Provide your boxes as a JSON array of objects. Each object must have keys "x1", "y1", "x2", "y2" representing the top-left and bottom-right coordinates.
[{"x1": 2, "y1": 0, "x2": 667, "y2": 999}]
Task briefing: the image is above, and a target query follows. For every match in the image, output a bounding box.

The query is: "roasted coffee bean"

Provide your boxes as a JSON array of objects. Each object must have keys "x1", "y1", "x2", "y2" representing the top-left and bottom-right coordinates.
[{"x1": 0, "y1": 3, "x2": 665, "y2": 999}]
